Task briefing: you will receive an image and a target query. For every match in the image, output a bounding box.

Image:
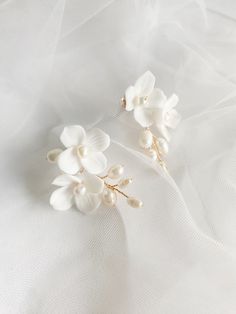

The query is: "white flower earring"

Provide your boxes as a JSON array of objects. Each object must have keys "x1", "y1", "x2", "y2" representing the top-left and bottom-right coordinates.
[
  {"x1": 121, "y1": 71, "x2": 181, "y2": 170},
  {"x1": 47, "y1": 125, "x2": 143, "y2": 214}
]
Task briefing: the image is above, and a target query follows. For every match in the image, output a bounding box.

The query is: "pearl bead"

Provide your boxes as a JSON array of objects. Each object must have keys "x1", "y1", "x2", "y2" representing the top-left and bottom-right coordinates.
[
  {"x1": 47, "y1": 148, "x2": 63, "y2": 163},
  {"x1": 73, "y1": 184, "x2": 86, "y2": 196},
  {"x1": 118, "y1": 178, "x2": 133, "y2": 189},
  {"x1": 138, "y1": 96, "x2": 147, "y2": 105},
  {"x1": 127, "y1": 197, "x2": 143, "y2": 208},
  {"x1": 158, "y1": 138, "x2": 169, "y2": 155},
  {"x1": 77, "y1": 145, "x2": 88, "y2": 158},
  {"x1": 134, "y1": 96, "x2": 148, "y2": 106},
  {"x1": 148, "y1": 149, "x2": 157, "y2": 160},
  {"x1": 139, "y1": 129, "x2": 153, "y2": 149},
  {"x1": 102, "y1": 189, "x2": 117, "y2": 207},
  {"x1": 108, "y1": 164, "x2": 124, "y2": 179}
]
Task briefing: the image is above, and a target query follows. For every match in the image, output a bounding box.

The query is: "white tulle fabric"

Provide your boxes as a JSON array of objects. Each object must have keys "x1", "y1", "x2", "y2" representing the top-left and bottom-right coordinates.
[{"x1": 0, "y1": 0, "x2": 236, "y2": 313}]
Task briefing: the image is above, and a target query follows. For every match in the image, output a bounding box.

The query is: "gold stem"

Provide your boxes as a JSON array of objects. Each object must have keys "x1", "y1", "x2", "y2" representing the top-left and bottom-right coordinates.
[
  {"x1": 147, "y1": 128, "x2": 167, "y2": 169},
  {"x1": 99, "y1": 175, "x2": 108, "y2": 179},
  {"x1": 153, "y1": 138, "x2": 164, "y2": 165},
  {"x1": 105, "y1": 182, "x2": 129, "y2": 198},
  {"x1": 113, "y1": 187, "x2": 129, "y2": 198},
  {"x1": 97, "y1": 173, "x2": 130, "y2": 199}
]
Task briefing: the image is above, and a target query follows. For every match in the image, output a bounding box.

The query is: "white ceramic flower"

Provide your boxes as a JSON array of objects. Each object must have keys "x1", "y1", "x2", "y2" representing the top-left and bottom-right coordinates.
[
  {"x1": 50, "y1": 173, "x2": 104, "y2": 213},
  {"x1": 57, "y1": 125, "x2": 110, "y2": 175},
  {"x1": 154, "y1": 94, "x2": 181, "y2": 141},
  {"x1": 125, "y1": 71, "x2": 167, "y2": 127}
]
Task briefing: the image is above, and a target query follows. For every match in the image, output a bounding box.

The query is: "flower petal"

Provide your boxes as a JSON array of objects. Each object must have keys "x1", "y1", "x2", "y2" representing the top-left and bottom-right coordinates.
[
  {"x1": 86, "y1": 128, "x2": 110, "y2": 152},
  {"x1": 84, "y1": 173, "x2": 104, "y2": 193},
  {"x1": 52, "y1": 174, "x2": 82, "y2": 187},
  {"x1": 156, "y1": 125, "x2": 171, "y2": 142},
  {"x1": 50, "y1": 187, "x2": 74, "y2": 211},
  {"x1": 75, "y1": 193, "x2": 101, "y2": 214},
  {"x1": 60, "y1": 125, "x2": 86, "y2": 148},
  {"x1": 81, "y1": 152, "x2": 107, "y2": 174},
  {"x1": 135, "y1": 71, "x2": 155, "y2": 97},
  {"x1": 134, "y1": 107, "x2": 154, "y2": 127},
  {"x1": 148, "y1": 88, "x2": 167, "y2": 108},
  {"x1": 57, "y1": 147, "x2": 80, "y2": 175},
  {"x1": 125, "y1": 86, "x2": 136, "y2": 111},
  {"x1": 154, "y1": 108, "x2": 165, "y2": 126},
  {"x1": 165, "y1": 109, "x2": 181, "y2": 129},
  {"x1": 165, "y1": 94, "x2": 179, "y2": 111}
]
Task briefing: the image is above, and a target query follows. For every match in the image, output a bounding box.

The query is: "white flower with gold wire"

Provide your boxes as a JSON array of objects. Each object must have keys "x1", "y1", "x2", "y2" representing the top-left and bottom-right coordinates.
[
  {"x1": 121, "y1": 71, "x2": 181, "y2": 170},
  {"x1": 47, "y1": 125, "x2": 143, "y2": 214}
]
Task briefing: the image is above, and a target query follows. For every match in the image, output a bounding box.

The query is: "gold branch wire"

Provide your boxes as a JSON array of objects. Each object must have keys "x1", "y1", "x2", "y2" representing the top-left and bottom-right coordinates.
[
  {"x1": 105, "y1": 182, "x2": 129, "y2": 198},
  {"x1": 98, "y1": 174, "x2": 131, "y2": 199},
  {"x1": 99, "y1": 175, "x2": 108, "y2": 179},
  {"x1": 146, "y1": 128, "x2": 168, "y2": 171},
  {"x1": 153, "y1": 137, "x2": 167, "y2": 169}
]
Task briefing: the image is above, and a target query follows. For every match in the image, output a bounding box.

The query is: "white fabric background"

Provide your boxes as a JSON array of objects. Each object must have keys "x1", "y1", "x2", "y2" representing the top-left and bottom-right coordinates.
[{"x1": 0, "y1": 0, "x2": 236, "y2": 313}]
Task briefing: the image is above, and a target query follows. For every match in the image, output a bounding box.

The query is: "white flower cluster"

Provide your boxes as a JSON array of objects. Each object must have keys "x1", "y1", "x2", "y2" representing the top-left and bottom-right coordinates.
[
  {"x1": 124, "y1": 71, "x2": 181, "y2": 163},
  {"x1": 47, "y1": 125, "x2": 142, "y2": 214}
]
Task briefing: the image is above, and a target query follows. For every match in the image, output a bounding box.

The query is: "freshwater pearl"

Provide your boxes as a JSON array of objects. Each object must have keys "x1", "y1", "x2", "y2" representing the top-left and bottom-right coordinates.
[
  {"x1": 118, "y1": 178, "x2": 133, "y2": 189},
  {"x1": 158, "y1": 138, "x2": 169, "y2": 155},
  {"x1": 102, "y1": 189, "x2": 117, "y2": 207},
  {"x1": 77, "y1": 145, "x2": 88, "y2": 158},
  {"x1": 138, "y1": 96, "x2": 147, "y2": 106},
  {"x1": 127, "y1": 197, "x2": 143, "y2": 208},
  {"x1": 139, "y1": 129, "x2": 153, "y2": 149},
  {"x1": 47, "y1": 148, "x2": 63, "y2": 163},
  {"x1": 73, "y1": 183, "x2": 86, "y2": 196},
  {"x1": 108, "y1": 164, "x2": 124, "y2": 179},
  {"x1": 133, "y1": 96, "x2": 147, "y2": 106},
  {"x1": 148, "y1": 149, "x2": 157, "y2": 160}
]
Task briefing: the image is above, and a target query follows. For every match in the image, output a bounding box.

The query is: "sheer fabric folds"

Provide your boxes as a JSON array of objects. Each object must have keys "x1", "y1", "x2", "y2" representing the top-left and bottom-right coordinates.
[{"x1": 0, "y1": 0, "x2": 236, "y2": 313}]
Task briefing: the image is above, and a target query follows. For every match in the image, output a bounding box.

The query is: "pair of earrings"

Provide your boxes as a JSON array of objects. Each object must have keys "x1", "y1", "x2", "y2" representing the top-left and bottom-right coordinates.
[{"x1": 47, "y1": 71, "x2": 181, "y2": 214}]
